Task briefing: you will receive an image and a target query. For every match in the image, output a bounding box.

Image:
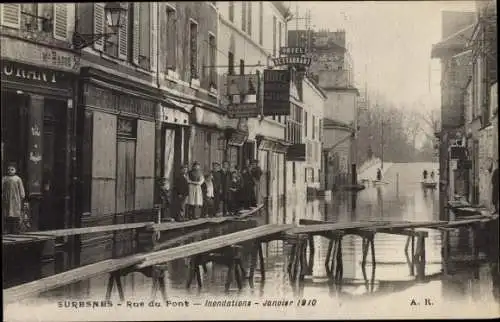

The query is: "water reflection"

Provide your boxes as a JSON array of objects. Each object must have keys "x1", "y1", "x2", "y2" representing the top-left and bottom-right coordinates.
[{"x1": 12, "y1": 163, "x2": 499, "y2": 317}]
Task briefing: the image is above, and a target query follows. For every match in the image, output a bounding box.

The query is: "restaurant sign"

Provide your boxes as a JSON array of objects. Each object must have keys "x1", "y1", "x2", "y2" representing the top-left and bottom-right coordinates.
[
  {"x1": 263, "y1": 69, "x2": 290, "y2": 116},
  {"x1": 1, "y1": 60, "x2": 69, "y2": 87},
  {"x1": 273, "y1": 56, "x2": 312, "y2": 67}
]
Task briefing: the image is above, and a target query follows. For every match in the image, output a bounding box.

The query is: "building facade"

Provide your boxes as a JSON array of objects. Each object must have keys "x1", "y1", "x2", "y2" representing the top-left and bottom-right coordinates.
[
  {"x1": 1, "y1": 3, "x2": 78, "y2": 231},
  {"x1": 217, "y1": 1, "x2": 290, "y2": 212},
  {"x1": 431, "y1": 10, "x2": 478, "y2": 220}
]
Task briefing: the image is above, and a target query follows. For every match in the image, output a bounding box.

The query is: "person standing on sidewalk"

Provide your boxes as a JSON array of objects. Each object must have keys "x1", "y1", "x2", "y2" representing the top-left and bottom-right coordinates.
[
  {"x1": 201, "y1": 172, "x2": 216, "y2": 217},
  {"x1": 250, "y1": 160, "x2": 262, "y2": 207},
  {"x1": 221, "y1": 161, "x2": 231, "y2": 216},
  {"x1": 173, "y1": 165, "x2": 189, "y2": 222},
  {"x1": 186, "y1": 162, "x2": 204, "y2": 220},
  {"x1": 2, "y1": 163, "x2": 26, "y2": 234},
  {"x1": 211, "y1": 162, "x2": 222, "y2": 215}
]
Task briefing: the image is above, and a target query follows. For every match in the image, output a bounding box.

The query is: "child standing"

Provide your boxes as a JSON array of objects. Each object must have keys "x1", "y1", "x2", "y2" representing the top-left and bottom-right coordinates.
[{"x1": 2, "y1": 163, "x2": 26, "y2": 234}]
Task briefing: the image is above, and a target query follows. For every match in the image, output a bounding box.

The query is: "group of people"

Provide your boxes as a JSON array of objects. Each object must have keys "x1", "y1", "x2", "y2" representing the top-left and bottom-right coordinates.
[
  {"x1": 159, "y1": 160, "x2": 263, "y2": 222},
  {"x1": 422, "y1": 169, "x2": 436, "y2": 182}
]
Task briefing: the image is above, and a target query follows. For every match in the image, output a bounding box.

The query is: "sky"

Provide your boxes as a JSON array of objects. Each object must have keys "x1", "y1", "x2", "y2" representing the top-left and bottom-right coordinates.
[{"x1": 292, "y1": 0, "x2": 477, "y2": 112}]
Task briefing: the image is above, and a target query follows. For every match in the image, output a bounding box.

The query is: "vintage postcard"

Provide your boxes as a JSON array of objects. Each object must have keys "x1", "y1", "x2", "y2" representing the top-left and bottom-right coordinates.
[{"x1": 2, "y1": 1, "x2": 499, "y2": 320}]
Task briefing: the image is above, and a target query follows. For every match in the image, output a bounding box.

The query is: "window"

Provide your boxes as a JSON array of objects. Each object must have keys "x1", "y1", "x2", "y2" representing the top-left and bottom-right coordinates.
[
  {"x1": 258, "y1": 2, "x2": 263, "y2": 45},
  {"x1": 319, "y1": 119, "x2": 323, "y2": 141},
  {"x1": 229, "y1": 1, "x2": 234, "y2": 22},
  {"x1": 312, "y1": 115, "x2": 315, "y2": 139},
  {"x1": 228, "y1": 51, "x2": 234, "y2": 75},
  {"x1": 272, "y1": 16, "x2": 277, "y2": 57},
  {"x1": 208, "y1": 34, "x2": 216, "y2": 87},
  {"x1": 304, "y1": 111, "x2": 308, "y2": 137},
  {"x1": 292, "y1": 162, "x2": 296, "y2": 184},
  {"x1": 241, "y1": 2, "x2": 246, "y2": 32},
  {"x1": 20, "y1": 4, "x2": 38, "y2": 31},
  {"x1": 166, "y1": 6, "x2": 177, "y2": 70},
  {"x1": 131, "y1": 3, "x2": 151, "y2": 69},
  {"x1": 286, "y1": 104, "x2": 303, "y2": 144},
  {"x1": 190, "y1": 20, "x2": 198, "y2": 79},
  {"x1": 247, "y1": 2, "x2": 252, "y2": 36},
  {"x1": 278, "y1": 21, "x2": 282, "y2": 48}
]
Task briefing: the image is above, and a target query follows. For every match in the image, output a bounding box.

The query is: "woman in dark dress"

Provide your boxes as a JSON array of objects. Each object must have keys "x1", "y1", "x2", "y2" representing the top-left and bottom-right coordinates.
[{"x1": 228, "y1": 171, "x2": 242, "y2": 216}]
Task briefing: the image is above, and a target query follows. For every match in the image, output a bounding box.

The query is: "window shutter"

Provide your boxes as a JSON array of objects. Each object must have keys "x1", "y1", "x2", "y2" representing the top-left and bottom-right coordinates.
[
  {"x1": 53, "y1": 4, "x2": 68, "y2": 40},
  {"x1": 93, "y1": 3, "x2": 105, "y2": 51},
  {"x1": 118, "y1": 4, "x2": 128, "y2": 60},
  {"x1": 149, "y1": 2, "x2": 157, "y2": 72},
  {"x1": 1, "y1": 4, "x2": 20, "y2": 29},
  {"x1": 132, "y1": 3, "x2": 140, "y2": 65}
]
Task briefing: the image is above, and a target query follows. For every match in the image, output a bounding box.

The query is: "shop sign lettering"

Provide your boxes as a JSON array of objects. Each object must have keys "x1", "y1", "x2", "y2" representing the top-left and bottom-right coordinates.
[{"x1": 1, "y1": 61, "x2": 60, "y2": 84}]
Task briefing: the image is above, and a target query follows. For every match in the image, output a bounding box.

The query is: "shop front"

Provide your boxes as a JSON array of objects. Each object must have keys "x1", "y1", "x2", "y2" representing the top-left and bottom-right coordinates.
[
  {"x1": 1, "y1": 58, "x2": 77, "y2": 231},
  {"x1": 77, "y1": 67, "x2": 158, "y2": 235},
  {"x1": 256, "y1": 136, "x2": 288, "y2": 216},
  {"x1": 190, "y1": 106, "x2": 231, "y2": 173},
  {"x1": 157, "y1": 98, "x2": 191, "y2": 187}
]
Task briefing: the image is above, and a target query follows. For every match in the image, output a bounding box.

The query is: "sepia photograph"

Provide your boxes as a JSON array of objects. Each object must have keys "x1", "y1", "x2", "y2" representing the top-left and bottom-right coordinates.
[{"x1": 1, "y1": 1, "x2": 498, "y2": 320}]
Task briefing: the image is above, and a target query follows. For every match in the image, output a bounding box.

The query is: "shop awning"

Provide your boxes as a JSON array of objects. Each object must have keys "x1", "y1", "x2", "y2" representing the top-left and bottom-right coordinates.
[
  {"x1": 257, "y1": 136, "x2": 290, "y2": 153},
  {"x1": 165, "y1": 97, "x2": 194, "y2": 113}
]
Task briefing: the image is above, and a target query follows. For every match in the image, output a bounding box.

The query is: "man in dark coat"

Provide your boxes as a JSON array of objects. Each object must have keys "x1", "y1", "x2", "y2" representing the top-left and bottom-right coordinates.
[
  {"x1": 250, "y1": 160, "x2": 262, "y2": 207},
  {"x1": 221, "y1": 161, "x2": 232, "y2": 216},
  {"x1": 211, "y1": 162, "x2": 222, "y2": 215},
  {"x1": 173, "y1": 165, "x2": 189, "y2": 221}
]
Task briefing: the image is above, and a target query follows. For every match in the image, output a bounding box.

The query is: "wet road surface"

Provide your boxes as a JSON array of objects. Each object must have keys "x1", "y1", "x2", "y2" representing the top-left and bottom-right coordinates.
[{"x1": 5, "y1": 162, "x2": 500, "y2": 320}]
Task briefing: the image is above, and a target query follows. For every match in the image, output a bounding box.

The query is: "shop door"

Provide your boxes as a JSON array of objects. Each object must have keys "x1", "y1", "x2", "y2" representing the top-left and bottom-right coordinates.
[
  {"x1": 116, "y1": 139, "x2": 136, "y2": 213},
  {"x1": 40, "y1": 101, "x2": 66, "y2": 230},
  {"x1": 163, "y1": 128, "x2": 177, "y2": 185}
]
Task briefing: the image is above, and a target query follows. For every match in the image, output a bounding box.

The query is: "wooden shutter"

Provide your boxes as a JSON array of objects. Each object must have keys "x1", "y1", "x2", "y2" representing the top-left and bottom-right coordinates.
[
  {"x1": 150, "y1": 2, "x2": 157, "y2": 72},
  {"x1": 53, "y1": 4, "x2": 68, "y2": 40},
  {"x1": 132, "y1": 3, "x2": 140, "y2": 65},
  {"x1": 118, "y1": 3, "x2": 128, "y2": 60},
  {"x1": 1, "y1": 4, "x2": 20, "y2": 29},
  {"x1": 93, "y1": 3, "x2": 105, "y2": 51}
]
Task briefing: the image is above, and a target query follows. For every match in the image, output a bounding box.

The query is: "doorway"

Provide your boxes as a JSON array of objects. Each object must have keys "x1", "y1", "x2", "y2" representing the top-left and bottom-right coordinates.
[{"x1": 39, "y1": 99, "x2": 67, "y2": 230}]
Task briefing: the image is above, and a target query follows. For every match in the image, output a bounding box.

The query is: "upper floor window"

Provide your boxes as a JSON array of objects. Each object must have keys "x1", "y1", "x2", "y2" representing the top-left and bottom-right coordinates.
[
  {"x1": 190, "y1": 20, "x2": 198, "y2": 79},
  {"x1": 133, "y1": 2, "x2": 151, "y2": 69},
  {"x1": 258, "y1": 2, "x2": 263, "y2": 45},
  {"x1": 165, "y1": 6, "x2": 177, "y2": 70},
  {"x1": 241, "y1": 2, "x2": 246, "y2": 32},
  {"x1": 312, "y1": 115, "x2": 316, "y2": 139},
  {"x1": 1, "y1": 4, "x2": 67, "y2": 39},
  {"x1": 229, "y1": 1, "x2": 234, "y2": 22},
  {"x1": 247, "y1": 2, "x2": 252, "y2": 36},
  {"x1": 208, "y1": 33, "x2": 216, "y2": 87},
  {"x1": 278, "y1": 21, "x2": 282, "y2": 48},
  {"x1": 304, "y1": 111, "x2": 308, "y2": 137},
  {"x1": 272, "y1": 16, "x2": 277, "y2": 57}
]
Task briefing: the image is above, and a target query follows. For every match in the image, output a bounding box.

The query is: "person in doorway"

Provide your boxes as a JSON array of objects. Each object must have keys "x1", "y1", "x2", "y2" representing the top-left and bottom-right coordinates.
[
  {"x1": 159, "y1": 176, "x2": 173, "y2": 222},
  {"x1": 430, "y1": 170, "x2": 435, "y2": 181},
  {"x1": 186, "y1": 162, "x2": 204, "y2": 220},
  {"x1": 221, "y1": 161, "x2": 232, "y2": 216},
  {"x1": 211, "y1": 162, "x2": 222, "y2": 215},
  {"x1": 2, "y1": 163, "x2": 26, "y2": 234},
  {"x1": 422, "y1": 169, "x2": 428, "y2": 181},
  {"x1": 240, "y1": 162, "x2": 253, "y2": 209},
  {"x1": 228, "y1": 171, "x2": 243, "y2": 216},
  {"x1": 250, "y1": 160, "x2": 262, "y2": 207},
  {"x1": 201, "y1": 173, "x2": 216, "y2": 218},
  {"x1": 173, "y1": 165, "x2": 189, "y2": 222},
  {"x1": 376, "y1": 168, "x2": 382, "y2": 181}
]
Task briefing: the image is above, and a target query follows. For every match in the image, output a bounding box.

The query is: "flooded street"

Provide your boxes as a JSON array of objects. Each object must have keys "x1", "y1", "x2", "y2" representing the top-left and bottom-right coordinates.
[{"x1": 7, "y1": 163, "x2": 499, "y2": 319}]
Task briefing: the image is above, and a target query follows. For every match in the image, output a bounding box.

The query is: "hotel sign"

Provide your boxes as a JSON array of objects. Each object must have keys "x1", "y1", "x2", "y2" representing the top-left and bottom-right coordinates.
[
  {"x1": 263, "y1": 69, "x2": 290, "y2": 116},
  {"x1": 280, "y1": 47, "x2": 306, "y2": 55}
]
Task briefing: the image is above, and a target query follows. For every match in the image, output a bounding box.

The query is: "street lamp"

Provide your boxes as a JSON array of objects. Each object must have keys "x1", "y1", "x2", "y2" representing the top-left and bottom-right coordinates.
[{"x1": 72, "y1": 2, "x2": 127, "y2": 50}]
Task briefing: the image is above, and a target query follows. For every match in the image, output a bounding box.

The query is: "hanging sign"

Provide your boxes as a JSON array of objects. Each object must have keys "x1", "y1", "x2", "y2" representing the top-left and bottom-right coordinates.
[
  {"x1": 273, "y1": 56, "x2": 312, "y2": 67},
  {"x1": 226, "y1": 74, "x2": 259, "y2": 96},
  {"x1": 280, "y1": 47, "x2": 306, "y2": 56},
  {"x1": 263, "y1": 69, "x2": 290, "y2": 116}
]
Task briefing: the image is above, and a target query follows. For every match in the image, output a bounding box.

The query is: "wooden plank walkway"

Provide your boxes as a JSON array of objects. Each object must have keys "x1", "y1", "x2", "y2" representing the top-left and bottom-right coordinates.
[
  {"x1": 137, "y1": 224, "x2": 293, "y2": 269},
  {"x1": 3, "y1": 254, "x2": 146, "y2": 303},
  {"x1": 2, "y1": 233, "x2": 55, "y2": 245},
  {"x1": 3, "y1": 207, "x2": 269, "y2": 303}
]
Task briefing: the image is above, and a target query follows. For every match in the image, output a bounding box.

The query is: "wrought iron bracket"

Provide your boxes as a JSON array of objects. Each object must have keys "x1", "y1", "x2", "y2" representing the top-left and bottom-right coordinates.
[{"x1": 72, "y1": 32, "x2": 115, "y2": 50}]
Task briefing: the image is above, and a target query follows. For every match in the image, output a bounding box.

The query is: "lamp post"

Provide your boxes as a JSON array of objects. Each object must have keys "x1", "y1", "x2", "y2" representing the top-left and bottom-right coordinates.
[{"x1": 72, "y1": 2, "x2": 127, "y2": 50}]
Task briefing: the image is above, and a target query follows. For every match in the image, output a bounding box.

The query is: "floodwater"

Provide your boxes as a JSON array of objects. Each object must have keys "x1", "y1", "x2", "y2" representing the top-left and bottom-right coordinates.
[{"x1": 5, "y1": 163, "x2": 500, "y2": 320}]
